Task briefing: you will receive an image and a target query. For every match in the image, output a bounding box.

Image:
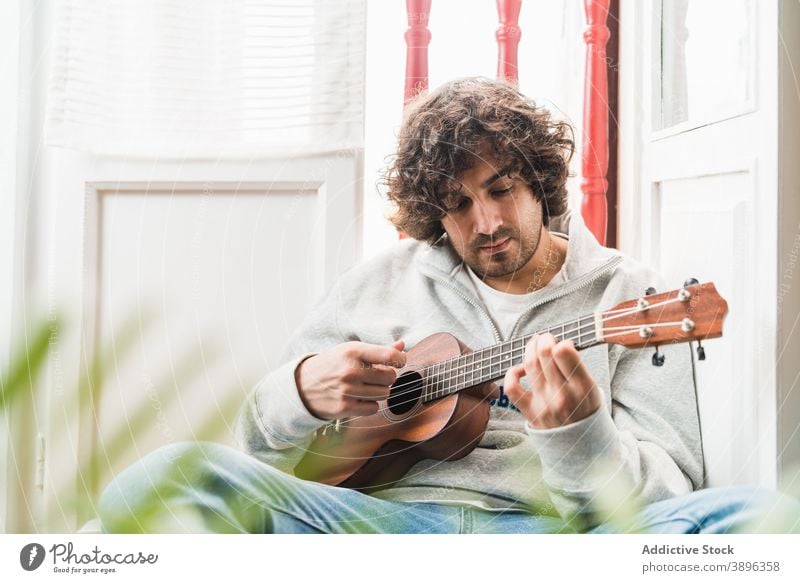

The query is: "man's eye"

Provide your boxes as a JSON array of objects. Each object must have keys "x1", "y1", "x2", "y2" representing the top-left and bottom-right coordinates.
[
  {"x1": 444, "y1": 197, "x2": 469, "y2": 212},
  {"x1": 491, "y1": 186, "x2": 514, "y2": 196}
]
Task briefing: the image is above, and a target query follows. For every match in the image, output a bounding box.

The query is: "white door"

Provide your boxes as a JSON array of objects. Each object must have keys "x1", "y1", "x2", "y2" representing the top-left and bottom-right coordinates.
[{"x1": 619, "y1": 0, "x2": 780, "y2": 488}]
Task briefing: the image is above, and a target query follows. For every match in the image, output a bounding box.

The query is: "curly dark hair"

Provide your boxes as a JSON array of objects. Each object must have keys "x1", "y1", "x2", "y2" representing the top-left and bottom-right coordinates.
[{"x1": 384, "y1": 77, "x2": 575, "y2": 244}]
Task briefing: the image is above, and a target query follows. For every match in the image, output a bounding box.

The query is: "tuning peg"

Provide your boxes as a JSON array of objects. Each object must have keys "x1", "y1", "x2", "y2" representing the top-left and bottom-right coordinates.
[
  {"x1": 683, "y1": 278, "x2": 699, "y2": 288},
  {"x1": 652, "y1": 346, "x2": 665, "y2": 367},
  {"x1": 645, "y1": 286, "x2": 657, "y2": 296},
  {"x1": 696, "y1": 341, "x2": 706, "y2": 361}
]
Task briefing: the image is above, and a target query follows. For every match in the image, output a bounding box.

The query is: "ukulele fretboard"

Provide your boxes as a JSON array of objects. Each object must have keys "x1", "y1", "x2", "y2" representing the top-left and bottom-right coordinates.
[{"x1": 421, "y1": 313, "x2": 599, "y2": 402}]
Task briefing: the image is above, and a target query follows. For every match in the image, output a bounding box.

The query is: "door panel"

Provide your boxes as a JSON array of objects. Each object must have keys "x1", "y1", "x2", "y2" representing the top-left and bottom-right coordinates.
[
  {"x1": 657, "y1": 172, "x2": 755, "y2": 485},
  {"x1": 88, "y1": 183, "x2": 324, "y2": 498}
]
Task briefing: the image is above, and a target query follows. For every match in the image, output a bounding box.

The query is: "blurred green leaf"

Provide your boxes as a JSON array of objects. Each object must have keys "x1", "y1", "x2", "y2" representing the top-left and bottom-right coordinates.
[{"x1": 0, "y1": 318, "x2": 57, "y2": 411}]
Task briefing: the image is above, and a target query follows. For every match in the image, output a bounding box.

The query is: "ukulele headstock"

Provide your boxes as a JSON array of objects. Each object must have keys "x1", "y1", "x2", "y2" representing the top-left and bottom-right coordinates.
[{"x1": 598, "y1": 282, "x2": 728, "y2": 350}]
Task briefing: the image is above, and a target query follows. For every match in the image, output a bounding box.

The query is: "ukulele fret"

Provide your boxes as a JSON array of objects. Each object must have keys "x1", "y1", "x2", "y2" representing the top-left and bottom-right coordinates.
[
  {"x1": 561, "y1": 319, "x2": 578, "y2": 345},
  {"x1": 441, "y1": 360, "x2": 449, "y2": 399},
  {"x1": 472, "y1": 347, "x2": 485, "y2": 385},
  {"x1": 500, "y1": 340, "x2": 513, "y2": 373},
  {"x1": 446, "y1": 357, "x2": 454, "y2": 397},
  {"x1": 511, "y1": 337, "x2": 524, "y2": 367},
  {"x1": 469, "y1": 352, "x2": 476, "y2": 388},
  {"x1": 577, "y1": 315, "x2": 594, "y2": 349}
]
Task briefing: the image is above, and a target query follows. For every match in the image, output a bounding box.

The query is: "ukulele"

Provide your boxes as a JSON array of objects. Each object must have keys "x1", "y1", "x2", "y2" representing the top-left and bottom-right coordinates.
[{"x1": 293, "y1": 281, "x2": 728, "y2": 491}]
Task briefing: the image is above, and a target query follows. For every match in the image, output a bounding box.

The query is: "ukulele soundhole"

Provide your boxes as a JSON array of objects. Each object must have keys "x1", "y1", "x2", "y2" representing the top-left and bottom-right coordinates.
[{"x1": 387, "y1": 370, "x2": 424, "y2": 416}]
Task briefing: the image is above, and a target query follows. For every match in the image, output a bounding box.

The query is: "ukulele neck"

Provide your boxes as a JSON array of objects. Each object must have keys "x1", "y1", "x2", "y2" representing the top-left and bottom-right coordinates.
[{"x1": 420, "y1": 313, "x2": 599, "y2": 403}]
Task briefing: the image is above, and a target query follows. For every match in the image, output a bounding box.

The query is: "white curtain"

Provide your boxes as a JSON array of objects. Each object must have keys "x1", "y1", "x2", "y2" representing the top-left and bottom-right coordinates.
[{"x1": 45, "y1": 0, "x2": 366, "y2": 158}]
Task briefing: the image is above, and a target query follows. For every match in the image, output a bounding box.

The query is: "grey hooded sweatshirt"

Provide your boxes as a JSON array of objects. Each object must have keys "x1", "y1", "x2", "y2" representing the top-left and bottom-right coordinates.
[{"x1": 235, "y1": 211, "x2": 704, "y2": 519}]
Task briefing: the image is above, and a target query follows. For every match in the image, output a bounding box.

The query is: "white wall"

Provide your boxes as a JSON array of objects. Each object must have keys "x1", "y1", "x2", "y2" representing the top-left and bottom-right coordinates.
[
  {"x1": 1, "y1": 0, "x2": 59, "y2": 534},
  {"x1": 0, "y1": 0, "x2": 22, "y2": 534},
  {"x1": 777, "y1": 0, "x2": 800, "y2": 488}
]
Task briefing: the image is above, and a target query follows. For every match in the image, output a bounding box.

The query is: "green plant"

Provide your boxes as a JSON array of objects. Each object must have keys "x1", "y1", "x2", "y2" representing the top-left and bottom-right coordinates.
[{"x1": 1, "y1": 312, "x2": 248, "y2": 533}]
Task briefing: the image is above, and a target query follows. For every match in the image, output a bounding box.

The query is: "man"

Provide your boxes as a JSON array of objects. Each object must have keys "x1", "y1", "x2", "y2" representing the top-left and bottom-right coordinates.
[{"x1": 98, "y1": 77, "x2": 798, "y2": 534}]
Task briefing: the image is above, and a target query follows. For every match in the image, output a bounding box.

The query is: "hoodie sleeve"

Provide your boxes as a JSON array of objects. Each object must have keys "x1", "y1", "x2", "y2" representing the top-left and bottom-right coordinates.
[
  {"x1": 233, "y1": 280, "x2": 354, "y2": 473},
  {"x1": 524, "y1": 333, "x2": 704, "y2": 524}
]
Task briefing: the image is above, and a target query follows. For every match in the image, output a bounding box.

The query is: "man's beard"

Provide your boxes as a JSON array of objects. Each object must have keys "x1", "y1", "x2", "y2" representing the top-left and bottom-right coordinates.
[{"x1": 464, "y1": 226, "x2": 539, "y2": 279}]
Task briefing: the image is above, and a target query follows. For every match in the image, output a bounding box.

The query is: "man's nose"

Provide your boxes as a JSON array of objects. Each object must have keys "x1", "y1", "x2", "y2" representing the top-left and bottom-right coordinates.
[{"x1": 472, "y1": 199, "x2": 503, "y2": 235}]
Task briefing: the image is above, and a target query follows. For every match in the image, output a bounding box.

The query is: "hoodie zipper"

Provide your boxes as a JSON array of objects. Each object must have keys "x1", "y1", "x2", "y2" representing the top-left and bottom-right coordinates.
[
  {"x1": 431, "y1": 275, "x2": 503, "y2": 343},
  {"x1": 509, "y1": 255, "x2": 624, "y2": 338},
  {"x1": 425, "y1": 254, "x2": 624, "y2": 344}
]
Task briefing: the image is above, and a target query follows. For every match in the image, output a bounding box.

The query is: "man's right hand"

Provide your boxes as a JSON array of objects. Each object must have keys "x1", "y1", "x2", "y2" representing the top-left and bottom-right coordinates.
[{"x1": 295, "y1": 340, "x2": 407, "y2": 420}]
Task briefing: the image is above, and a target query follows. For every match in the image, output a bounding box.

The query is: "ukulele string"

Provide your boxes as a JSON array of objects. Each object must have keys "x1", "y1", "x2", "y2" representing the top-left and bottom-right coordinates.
[
  {"x1": 329, "y1": 327, "x2": 592, "y2": 430},
  {"x1": 375, "y1": 293, "x2": 686, "y2": 402},
  {"x1": 335, "y1": 298, "x2": 691, "y2": 427},
  {"x1": 371, "y1": 320, "x2": 596, "y2": 400},
  {"x1": 380, "y1": 315, "x2": 598, "y2": 398},
  {"x1": 368, "y1": 321, "x2": 689, "y2": 415},
  {"x1": 329, "y1": 296, "x2": 691, "y2": 429},
  {"x1": 410, "y1": 294, "x2": 687, "y2": 398}
]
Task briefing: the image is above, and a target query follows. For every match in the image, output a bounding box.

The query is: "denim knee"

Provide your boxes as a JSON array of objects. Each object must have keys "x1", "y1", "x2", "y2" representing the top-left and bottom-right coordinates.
[
  {"x1": 704, "y1": 485, "x2": 800, "y2": 533},
  {"x1": 644, "y1": 486, "x2": 800, "y2": 534},
  {"x1": 98, "y1": 441, "x2": 253, "y2": 533}
]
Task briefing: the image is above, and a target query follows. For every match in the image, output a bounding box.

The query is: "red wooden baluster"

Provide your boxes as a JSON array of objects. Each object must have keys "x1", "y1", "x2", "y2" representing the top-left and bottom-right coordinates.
[
  {"x1": 398, "y1": 1, "x2": 432, "y2": 239},
  {"x1": 496, "y1": 0, "x2": 522, "y2": 85},
  {"x1": 581, "y1": 0, "x2": 610, "y2": 246},
  {"x1": 404, "y1": 0, "x2": 432, "y2": 105}
]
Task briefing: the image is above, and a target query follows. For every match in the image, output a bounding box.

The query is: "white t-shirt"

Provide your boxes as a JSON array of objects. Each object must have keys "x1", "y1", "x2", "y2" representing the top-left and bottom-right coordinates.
[{"x1": 464, "y1": 233, "x2": 568, "y2": 340}]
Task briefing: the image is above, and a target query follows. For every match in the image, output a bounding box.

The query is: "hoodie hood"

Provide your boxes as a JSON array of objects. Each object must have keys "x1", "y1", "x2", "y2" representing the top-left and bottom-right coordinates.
[{"x1": 415, "y1": 208, "x2": 620, "y2": 293}]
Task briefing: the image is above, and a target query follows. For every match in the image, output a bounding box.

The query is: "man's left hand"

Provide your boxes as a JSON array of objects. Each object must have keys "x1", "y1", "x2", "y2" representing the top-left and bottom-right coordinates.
[{"x1": 503, "y1": 333, "x2": 602, "y2": 429}]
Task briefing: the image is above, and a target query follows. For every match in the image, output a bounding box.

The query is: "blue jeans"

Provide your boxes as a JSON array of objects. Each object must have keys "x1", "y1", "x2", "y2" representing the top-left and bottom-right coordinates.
[{"x1": 97, "y1": 442, "x2": 800, "y2": 534}]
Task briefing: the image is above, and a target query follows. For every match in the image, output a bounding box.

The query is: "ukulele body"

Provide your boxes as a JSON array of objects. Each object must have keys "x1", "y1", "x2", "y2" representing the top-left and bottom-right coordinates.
[{"x1": 293, "y1": 332, "x2": 496, "y2": 492}]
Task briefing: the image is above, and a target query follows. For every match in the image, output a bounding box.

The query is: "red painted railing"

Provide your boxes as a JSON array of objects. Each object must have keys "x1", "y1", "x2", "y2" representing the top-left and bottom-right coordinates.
[
  {"x1": 581, "y1": 0, "x2": 611, "y2": 246},
  {"x1": 399, "y1": 1, "x2": 611, "y2": 246},
  {"x1": 399, "y1": 0, "x2": 432, "y2": 238},
  {"x1": 496, "y1": 0, "x2": 522, "y2": 85},
  {"x1": 403, "y1": 0, "x2": 432, "y2": 106}
]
